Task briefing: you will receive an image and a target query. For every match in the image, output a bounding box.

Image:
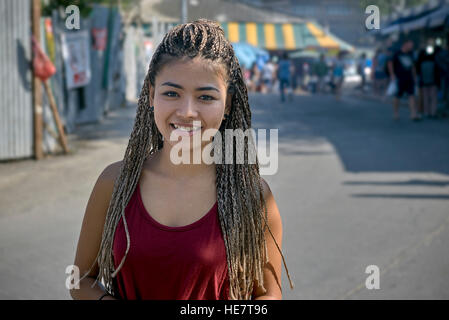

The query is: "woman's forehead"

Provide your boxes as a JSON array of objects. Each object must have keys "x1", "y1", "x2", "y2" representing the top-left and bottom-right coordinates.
[{"x1": 155, "y1": 56, "x2": 228, "y2": 87}]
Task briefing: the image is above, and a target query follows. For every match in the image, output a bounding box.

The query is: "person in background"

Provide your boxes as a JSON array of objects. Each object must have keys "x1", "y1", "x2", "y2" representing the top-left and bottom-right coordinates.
[
  {"x1": 415, "y1": 42, "x2": 425, "y2": 116},
  {"x1": 290, "y1": 62, "x2": 297, "y2": 93},
  {"x1": 302, "y1": 61, "x2": 310, "y2": 91},
  {"x1": 332, "y1": 51, "x2": 345, "y2": 101},
  {"x1": 313, "y1": 53, "x2": 328, "y2": 94},
  {"x1": 371, "y1": 47, "x2": 389, "y2": 96},
  {"x1": 357, "y1": 52, "x2": 367, "y2": 92},
  {"x1": 387, "y1": 39, "x2": 421, "y2": 121},
  {"x1": 242, "y1": 66, "x2": 251, "y2": 90},
  {"x1": 272, "y1": 56, "x2": 280, "y2": 94},
  {"x1": 435, "y1": 36, "x2": 449, "y2": 117},
  {"x1": 249, "y1": 62, "x2": 261, "y2": 92},
  {"x1": 416, "y1": 41, "x2": 440, "y2": 118},
  {"x1": 260, "y1": 58, "x2": 276, "y2": 94},
  {"x1": 277, "y1": 52, "x2": 293, "y2": 102}
]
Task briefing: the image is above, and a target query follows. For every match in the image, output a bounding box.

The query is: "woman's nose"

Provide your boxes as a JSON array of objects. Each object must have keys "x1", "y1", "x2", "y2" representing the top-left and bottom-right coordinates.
[{"x1": 176, "y1": 97, "x2": 198, "y2": 118}]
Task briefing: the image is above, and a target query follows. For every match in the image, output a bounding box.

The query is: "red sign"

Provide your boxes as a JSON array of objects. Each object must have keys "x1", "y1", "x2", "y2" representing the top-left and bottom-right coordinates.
[{"x1": 92, "y1": 28, "x2": 107, "y2": 51}]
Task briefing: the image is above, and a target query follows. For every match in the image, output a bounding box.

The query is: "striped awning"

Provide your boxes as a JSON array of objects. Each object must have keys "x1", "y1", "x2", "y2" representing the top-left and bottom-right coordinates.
[{"x1": 219, "y1": 22, "x2": 354, "y2": 52}]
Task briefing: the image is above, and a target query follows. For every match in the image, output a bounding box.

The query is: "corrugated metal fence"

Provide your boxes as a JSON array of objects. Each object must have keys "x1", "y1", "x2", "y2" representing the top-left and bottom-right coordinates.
[
  {"x1": 1, "y1": 3, "x2": 125, "y2": 161},
  {"x1": 0, "y1": 0, "x2": 33, "y2": 161}
]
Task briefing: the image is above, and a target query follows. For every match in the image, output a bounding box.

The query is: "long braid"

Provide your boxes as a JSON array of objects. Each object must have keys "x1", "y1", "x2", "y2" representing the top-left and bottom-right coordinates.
[{"x1": 79, "y1": 19, "x2": 294, "y2": 300}]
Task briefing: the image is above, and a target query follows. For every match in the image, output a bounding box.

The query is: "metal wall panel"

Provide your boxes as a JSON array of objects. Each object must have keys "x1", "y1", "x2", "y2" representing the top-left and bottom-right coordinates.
[{"x1": 0, "y1": 0, "x2": 33, "y2": 160}]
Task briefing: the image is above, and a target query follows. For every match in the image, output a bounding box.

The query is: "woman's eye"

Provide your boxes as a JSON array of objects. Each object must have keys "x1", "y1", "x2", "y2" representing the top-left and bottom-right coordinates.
[
  {"x1": 199, "y1": 95, "x2": 216, "y2": 101},
  {"x1": 163, "y1": 91, "x2": 178, "y2": 97}
]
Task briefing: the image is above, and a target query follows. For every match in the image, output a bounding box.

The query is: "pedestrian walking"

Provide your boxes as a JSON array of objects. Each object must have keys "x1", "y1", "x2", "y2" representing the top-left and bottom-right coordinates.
[
  {"x1": 435, "y1": 36, "x2": 449, "y2": 116},
  {"x1": 71, "y1": 19, "x2": 293, "y2": 301},
  {"x1": 249, "y1": 61, "x2": 261, "y2": 92},
  {"x1": 278, "y1": 52, "x2": 293, "y2": 102},
  {"x1": 242, "y1": 66, "x2": 251, "y2": 89},
  {"x1": 387, "y1": 39, "x2": 421, "y2": 121},
  {"x1": 313, "y1": 53, "x2": 329, "y2": 93},
  {"x1": 260, "y1": 58, "x2": 276, "y2": 93},
  {"x1": 416, "y1": 43, "x2": 440, "y2": 118},
  {"x1": 371, "y1": 48, "x2": 389, "y2": 96},
  {"x1": 302, "y1": 61, "x2": 310, "y2": 91},
  {"x1": 357, "y1": 52, "x2": 367, "y2": 92},
  {"x1": 332, "y1": 51, "x2": 345, "y2": 101}
]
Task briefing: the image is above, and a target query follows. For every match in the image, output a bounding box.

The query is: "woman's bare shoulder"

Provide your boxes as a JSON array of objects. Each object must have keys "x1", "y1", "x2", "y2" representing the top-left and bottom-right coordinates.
[
  {"x1": 73, "y1": 160, "x2": 123, "y2": 280},
  {"x1": 91, "y1": 161, "x2": 123, "y2": 202},
  {"x1": 99, "y1": 160, "x2": 123, "y2": 182}
]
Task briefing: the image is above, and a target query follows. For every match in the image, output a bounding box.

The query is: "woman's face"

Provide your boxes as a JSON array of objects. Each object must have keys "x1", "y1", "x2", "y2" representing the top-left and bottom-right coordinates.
[{"x1": 150, "y1": 56, "x2": 230, "y2": 151}]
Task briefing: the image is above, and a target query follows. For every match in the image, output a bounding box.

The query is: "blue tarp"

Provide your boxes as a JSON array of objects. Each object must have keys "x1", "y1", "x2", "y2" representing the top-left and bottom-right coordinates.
[{"x1": 231, "y1": 42, "x2": 269, "y2": 69}]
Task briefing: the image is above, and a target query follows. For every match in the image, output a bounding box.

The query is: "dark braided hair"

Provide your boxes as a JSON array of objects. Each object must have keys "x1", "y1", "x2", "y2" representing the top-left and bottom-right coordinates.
[{"x1": 80, "y1": 19, "x2": 294, "y2": 300}]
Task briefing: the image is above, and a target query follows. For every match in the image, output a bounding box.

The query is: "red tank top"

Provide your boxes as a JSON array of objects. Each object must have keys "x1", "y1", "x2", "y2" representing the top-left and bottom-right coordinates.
[{"x1": 112, "y1": 183, "x2": 230, "y2": 300}]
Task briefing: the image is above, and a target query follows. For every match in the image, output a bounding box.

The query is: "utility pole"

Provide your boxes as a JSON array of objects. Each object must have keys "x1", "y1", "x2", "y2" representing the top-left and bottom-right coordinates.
[
  {"x1": 181, "y1": 0, "x2": 188, "y2": 24},
  {"x1": 32, "y1": 0, "x2": 43, "y2": 159}
]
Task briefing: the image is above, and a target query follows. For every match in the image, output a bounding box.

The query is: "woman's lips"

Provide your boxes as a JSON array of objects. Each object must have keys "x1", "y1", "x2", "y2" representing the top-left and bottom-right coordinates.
[{"x1": 170, "y1": 123, "x2": 203, "y2": 137}]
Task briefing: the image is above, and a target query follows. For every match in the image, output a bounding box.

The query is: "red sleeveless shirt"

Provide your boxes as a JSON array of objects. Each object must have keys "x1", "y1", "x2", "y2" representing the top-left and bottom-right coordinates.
[{"x1": 112, "y1": 183, "x2": 230, "y2": 300}]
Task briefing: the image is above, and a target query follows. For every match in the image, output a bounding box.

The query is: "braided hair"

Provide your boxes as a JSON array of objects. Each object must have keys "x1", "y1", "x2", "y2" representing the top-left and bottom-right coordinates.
[{"x1": 80, "y1": 19, "x2": 293, "y2": 300}]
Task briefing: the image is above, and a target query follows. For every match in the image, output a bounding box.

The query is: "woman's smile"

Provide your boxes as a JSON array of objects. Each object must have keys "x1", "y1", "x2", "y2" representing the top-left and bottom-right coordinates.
[{"x1": 169, "y1": 122, "x2": 203, "y2": 137}]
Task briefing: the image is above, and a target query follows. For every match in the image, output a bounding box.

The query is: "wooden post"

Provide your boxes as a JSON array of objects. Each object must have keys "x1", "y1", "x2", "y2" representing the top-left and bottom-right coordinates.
[
  {"x1": 32, "y1": 0, "x2": 43, "y2": 159},
  {"x1": 43, "y1": 81, "x2": 69, "y2": 154}
]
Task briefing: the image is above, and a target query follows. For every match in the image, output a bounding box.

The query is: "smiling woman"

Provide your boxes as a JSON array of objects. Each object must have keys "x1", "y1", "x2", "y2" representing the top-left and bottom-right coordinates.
[
  {"x1": 152, "y1": 58, "x2": 227, "y2": 145},
  {"x1": 71, "y1": 19, "x2": 294, "y2": 301}
]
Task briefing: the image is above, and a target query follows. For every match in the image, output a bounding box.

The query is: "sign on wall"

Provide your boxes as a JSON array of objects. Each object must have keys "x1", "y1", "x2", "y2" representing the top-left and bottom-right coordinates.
[
  {"x1": 92, "y1": 28, "x2": 107, "y2": 51},
  {"x1": 61, "y1": 31, "x2": 91, "y2": 89}
]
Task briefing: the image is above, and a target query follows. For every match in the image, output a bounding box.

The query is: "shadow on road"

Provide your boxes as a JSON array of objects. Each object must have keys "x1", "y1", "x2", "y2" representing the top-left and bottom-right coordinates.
[{"x1": 249, "y1": 92, "x2": 449, "y2": 175}]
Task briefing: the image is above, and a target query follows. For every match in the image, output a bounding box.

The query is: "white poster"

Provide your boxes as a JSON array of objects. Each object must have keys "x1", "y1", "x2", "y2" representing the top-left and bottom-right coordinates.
[{"x1": 61, "y1": 31, "x2": 91, "y2": 89}]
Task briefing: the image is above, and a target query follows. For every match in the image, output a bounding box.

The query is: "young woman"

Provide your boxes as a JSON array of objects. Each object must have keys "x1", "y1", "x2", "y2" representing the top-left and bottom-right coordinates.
[{"x1": 70, "y1": 19, "x2": 293, "y2": 300}]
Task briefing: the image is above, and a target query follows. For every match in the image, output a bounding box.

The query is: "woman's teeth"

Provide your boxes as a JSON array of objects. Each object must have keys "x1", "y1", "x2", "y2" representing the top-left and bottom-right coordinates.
[{"x1": 172, "y1": 124, "x2": 201, "y2": 131}]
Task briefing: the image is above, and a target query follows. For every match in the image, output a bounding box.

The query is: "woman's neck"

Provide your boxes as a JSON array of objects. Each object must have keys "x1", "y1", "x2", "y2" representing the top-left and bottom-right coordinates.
[{"x1": 147, "y1": 144, "x2": 216, "y2": 182}]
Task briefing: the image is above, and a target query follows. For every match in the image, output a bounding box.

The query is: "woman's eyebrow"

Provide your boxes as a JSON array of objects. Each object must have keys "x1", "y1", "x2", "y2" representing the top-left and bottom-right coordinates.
[
  {"x1": 161, "y1": 81, "x2": 183, "y2": 89},
  {"x1": 196, "y1": 86, "x2": 220, "y2": 92},
  {"x1": 161, "y1": 81, "x2": 219, "y2": 92}
]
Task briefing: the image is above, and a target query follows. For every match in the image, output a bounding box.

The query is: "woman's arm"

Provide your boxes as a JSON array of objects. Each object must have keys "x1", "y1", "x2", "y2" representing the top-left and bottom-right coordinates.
[
  {"x1": 70, "y1": 161, "x2": 122, "y2": 300},
  {"x1": 252, "y1": 178, "x2": 283, "y2": 300}
]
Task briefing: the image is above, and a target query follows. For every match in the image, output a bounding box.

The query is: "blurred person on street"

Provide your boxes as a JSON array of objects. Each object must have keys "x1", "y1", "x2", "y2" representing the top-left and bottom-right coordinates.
[
  {"x1": 371, "y1": 47, "x2": 389, "y2": 96},
  {"x1": 357, "y1": 52, "x2": 367, "y2": 92},
  {"x1": 313, "y1": 53, "x2": 328, "y2": 93},
  {"x1": 302, "y1": 61, "x2": 310, "y2": 91},
  {"x1": 387, "y1": 39, "x2": 421, "y2": 121},
  {"x1": 332, "y1": 51, "x2": 345, "y2": 101},
  {"x1": 242, "y1": 66, "x2": 251, "y2": 90},
  {"x1": 260, "y1": 58, "x2": 276, "y2": 93},
  {"x1": 277, "y1": 52, "x2": 293, "y2": 102},
  {"x1": 435, "y1": 36, "x2": 449, "y2": 116},
  {"x1": 416, "y1": 41, "x2": 440, "y2": 118},
  {"x1": 290, "y1": 62, "x2": 297, "y2": 92},
  {"x1": 249, "y1": 62, "x2": 261, "y2": 92}
]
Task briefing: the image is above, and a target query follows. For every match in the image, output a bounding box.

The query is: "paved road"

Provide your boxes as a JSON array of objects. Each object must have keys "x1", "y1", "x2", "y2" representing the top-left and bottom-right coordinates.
[{"x1": 1, "y1": 92, "x2": 448, "y2": 299}]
